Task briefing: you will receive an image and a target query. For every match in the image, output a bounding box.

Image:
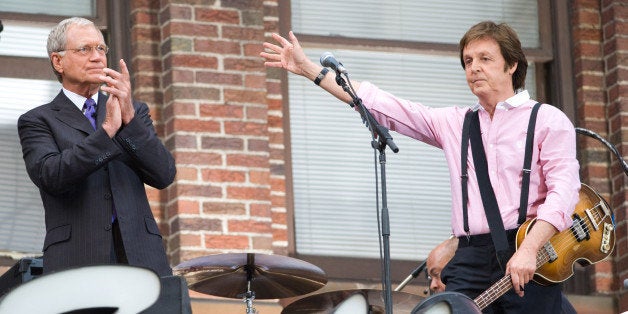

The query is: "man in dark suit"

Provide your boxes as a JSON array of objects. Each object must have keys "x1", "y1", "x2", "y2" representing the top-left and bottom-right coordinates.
[{"x1": 17, "y1": 17, "x2": 175, "y2": 277}]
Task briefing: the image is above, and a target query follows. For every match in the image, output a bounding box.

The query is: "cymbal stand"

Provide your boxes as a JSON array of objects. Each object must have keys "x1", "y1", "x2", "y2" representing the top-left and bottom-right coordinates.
[
  {"x1": 242, "y1": 254, "x2": 258, "y2": 314},
  {"x1": 242, "y1": 281, "x2": 257, "y2": 314}
]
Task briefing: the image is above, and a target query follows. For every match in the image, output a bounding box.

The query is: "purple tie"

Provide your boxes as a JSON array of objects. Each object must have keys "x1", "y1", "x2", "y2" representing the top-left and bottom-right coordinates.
[{"x1": 83, "y1": 98, "x2": 97, "y2": 130}]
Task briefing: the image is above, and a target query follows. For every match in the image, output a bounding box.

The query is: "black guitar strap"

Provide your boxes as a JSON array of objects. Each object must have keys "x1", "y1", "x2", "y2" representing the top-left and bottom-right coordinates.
[{"x1": 460, "y1": 103, "x2": 542, "y2": 269}]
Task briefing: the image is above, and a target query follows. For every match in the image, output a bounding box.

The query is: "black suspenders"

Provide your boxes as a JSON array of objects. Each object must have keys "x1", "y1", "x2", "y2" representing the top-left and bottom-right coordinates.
[{"x1": 460, "y1": 102, "x2": 542, "y2": 246}]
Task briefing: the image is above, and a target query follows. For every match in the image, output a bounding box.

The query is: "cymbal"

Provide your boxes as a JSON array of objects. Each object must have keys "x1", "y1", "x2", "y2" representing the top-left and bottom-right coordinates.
[
  {"x1": 281, "y1": 289, "x2": 425, "y2": 314},
  {"x1": 173, "y1": 253, "x2": 327, "y2": 299}
]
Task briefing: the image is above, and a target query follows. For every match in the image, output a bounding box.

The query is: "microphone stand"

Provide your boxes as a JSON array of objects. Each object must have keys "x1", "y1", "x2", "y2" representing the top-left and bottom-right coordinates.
[
  {"x1": 333, "y1": 70, "x2": 398, "y2": 314},
  {"x1": 395, "y1": 261, "x2": 426, "y2": 292}
]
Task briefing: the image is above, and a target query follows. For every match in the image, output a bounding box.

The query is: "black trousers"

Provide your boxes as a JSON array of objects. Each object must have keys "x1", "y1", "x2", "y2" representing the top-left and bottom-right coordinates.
[{"x1": 442, "y1": 232, "x2": 562, "y2": 314}]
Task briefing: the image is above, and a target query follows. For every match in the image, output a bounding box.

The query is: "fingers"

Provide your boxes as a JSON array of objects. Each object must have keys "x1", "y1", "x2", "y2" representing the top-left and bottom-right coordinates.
[
  {"x1": 118, "y1": 59, "x2": 130, "y2": 80},
  {"x1": 99, "y1": 60, "x2": 131, "y2": 99}
]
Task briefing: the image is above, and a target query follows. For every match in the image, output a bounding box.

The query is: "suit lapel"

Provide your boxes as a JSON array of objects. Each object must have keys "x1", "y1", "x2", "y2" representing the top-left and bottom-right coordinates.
[{"x1": 52, "y1": 91, "x2": 96, "y2": 134}]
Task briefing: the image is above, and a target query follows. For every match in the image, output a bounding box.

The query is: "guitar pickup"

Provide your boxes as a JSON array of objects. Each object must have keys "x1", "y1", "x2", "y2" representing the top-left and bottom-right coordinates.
[{"x1": 571, "y1": 214, "x2": 590, "y2": 242}]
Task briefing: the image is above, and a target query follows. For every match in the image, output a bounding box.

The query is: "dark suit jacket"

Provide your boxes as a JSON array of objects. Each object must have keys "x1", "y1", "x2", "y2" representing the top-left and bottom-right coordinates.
[{"x1": 17, "y1": 91, "x2": 175, "y2": 277}]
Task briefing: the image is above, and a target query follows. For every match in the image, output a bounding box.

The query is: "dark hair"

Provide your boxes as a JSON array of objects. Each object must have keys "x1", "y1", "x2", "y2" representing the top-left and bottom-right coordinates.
[{"x1": 459, "y1": 21, "x2": 527, "y2": 91}]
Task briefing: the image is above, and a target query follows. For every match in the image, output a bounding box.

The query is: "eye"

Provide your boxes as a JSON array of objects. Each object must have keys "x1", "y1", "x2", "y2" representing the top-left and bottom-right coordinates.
[
  {"x1": 77, "y1": 46, "x2": 90, "y2": 54},
  {"x1": 96, "y1": 45, "x2": 106, "y2": 53}
]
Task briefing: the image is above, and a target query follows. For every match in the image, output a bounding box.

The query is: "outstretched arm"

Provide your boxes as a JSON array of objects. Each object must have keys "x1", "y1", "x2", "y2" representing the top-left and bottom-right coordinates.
[{"x1": 260, "y1": 31, "x2": 359, "y2": 104}]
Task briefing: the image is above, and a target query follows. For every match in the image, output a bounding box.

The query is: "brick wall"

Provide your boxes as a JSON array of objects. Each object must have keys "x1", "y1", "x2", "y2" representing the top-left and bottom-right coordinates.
[
  {"x1": 600, "y1": 0, "x2": 628, "y2": 309},
  {"x1": 128, "y1": 0, "x2": 287, "y2": 267},
  {"x1": 573, "y1": 0, "x2": 628, "y2": 309}
]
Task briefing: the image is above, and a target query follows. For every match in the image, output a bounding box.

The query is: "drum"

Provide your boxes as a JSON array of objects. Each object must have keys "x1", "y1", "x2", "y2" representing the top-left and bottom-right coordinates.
[{"x1": 411, "y1": 291, "x2": 481, "y2": 314}]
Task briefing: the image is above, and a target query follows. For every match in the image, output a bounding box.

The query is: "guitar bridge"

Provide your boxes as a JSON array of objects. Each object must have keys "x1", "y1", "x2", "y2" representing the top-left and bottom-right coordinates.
[
  {"x1": 571, "y1": 214, "x2": 590, "y2": 242},
  {"x1": 543, "y1": 242, "x2": 558, "y2": 263}
]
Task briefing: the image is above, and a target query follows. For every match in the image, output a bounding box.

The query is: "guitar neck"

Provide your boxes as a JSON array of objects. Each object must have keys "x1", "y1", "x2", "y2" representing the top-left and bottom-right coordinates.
[{"x1": 473, "y1": 246, "x2": 551, "y2": 310}]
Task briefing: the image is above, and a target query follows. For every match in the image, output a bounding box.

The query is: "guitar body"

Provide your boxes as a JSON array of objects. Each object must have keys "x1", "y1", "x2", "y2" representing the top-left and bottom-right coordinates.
[{"x1": 516, "y1": 183, "x2": 615, "y2": 285}]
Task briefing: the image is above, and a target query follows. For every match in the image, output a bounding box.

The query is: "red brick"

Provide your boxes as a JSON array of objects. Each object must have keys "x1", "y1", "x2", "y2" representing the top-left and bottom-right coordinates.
[
  {"x1": 169, "y1": 54, "x2": 218, "y2": 69},
  {"x1": 205, "y1": 234, "x2": 249, "y2": 249},
  {"x1": 223, "y1": 26, "x2": 264, "y2": 41},
  {"x1": 244, "y1": 74, "x2": 266, "y2": 89},
  {"x1": 201, "y1": 169, "x2": 246, "y2": 183},
  {"x1": 224, "y1": 121, "x2": 267, "y2": 136},
  {"x1": 271, "y1": 211, "x2": 287, "y2": 225},
  {"x1": 173, "y1": 233, "x2": 203, "y2": 248},
  {"x1": 228, "y1": 219, "x2": 272, "y2": 233},
  {"x1": 174, "y1": 151, "x2": 222, "y2": 165},
  {"x1": 163, "y1": 22, "x2": 218, "y2": 38},
  {"x1": 247, "y1": 106, "x2": 267, "y2": 120},
  {"x1": 224, "y1": 58, "x2": 265, "y2": 72},
  {"x1": 169, "y1": 102, "x2": 197, "y2": 116},
  {"x1": 250, "y1": 203, "x2": 271, "y2": 217},
  {"x1": 171, "y1": 217, "x2": 222, "y2": 234},
  {"x1": 248, "y1": 139, "x2": 269, "y2": 152},
  {"x1": 249, "y1": 170, "x2": 270, "y2": 185},
  {"x1": 251, "y1": 236, "x2": 273, "y2": 249},
  {"x1": 201, "y1": 137, "x2": 244, "y2": 150},
  {"x1": 196, "y1": 71, "x2": 243, "y2": 86},
  {"x1": 270, "y1": 194, "x2": 286, "y2": 208},
  {"x1": 159, "y1": 4, "x2": 192, "y2": 21},
  {"x1": 203, "y1": 202, "x2": 247, "y2": 215},
  {"x1": 196, "y1": 8, "x2": 241, "y2": 24},
  {"x1": 224, "y1": 89, "x2": 266, "y2": 104},
  {"x1": 227, "y1": 186, "x2": 269, "y2": 200},
  {"x1": 175, "y1": 166, "x2": 199, "y2": 181},
  {"x1": 176, "y1": 183, "x2": 223, "y2": 198},
  {"x1": 173, "y1": 118, "x2": 221, "y2": 132},
  {"x1": 227, "y1": 154, "x2": 269, "y2": 168},
  {"x1": 195, "y1": 39, "x2": 242, "y2": 55},
  {"x1": 200, "y1": 103, "x2": 244, "y2": 119}
]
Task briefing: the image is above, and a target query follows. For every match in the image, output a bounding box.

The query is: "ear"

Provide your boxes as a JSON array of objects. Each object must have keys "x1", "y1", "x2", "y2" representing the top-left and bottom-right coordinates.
[
  {"x1": 51, "y1": 53, "x2": 64, "y2": 75},
  {"x1": 508, "y1": 62, "x2": 518, "y2": 75}
]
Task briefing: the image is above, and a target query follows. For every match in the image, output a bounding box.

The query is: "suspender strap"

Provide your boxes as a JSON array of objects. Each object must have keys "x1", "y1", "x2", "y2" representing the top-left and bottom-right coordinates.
[
  {"x1": 461, "y1": 110, "x2": 473, "y2": 235},
  {"x1": 468, "y1": 111, "x2": 510, "y2": 268},
  {"x1": 518, "y1": 102, "x2": 542, "y2": 224}
]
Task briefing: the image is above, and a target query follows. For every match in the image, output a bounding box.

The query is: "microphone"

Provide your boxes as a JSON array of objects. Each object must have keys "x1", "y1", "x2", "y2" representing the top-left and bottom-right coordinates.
[{"x1": 320, "y1": 52, "x2": 347, "y2": 74}]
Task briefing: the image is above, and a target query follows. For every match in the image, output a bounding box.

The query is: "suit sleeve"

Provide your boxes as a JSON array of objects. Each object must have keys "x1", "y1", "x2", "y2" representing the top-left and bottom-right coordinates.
[
  {"x1": 114, "y1": 101, "x2": 176, "y2": 189},
  {"x1": 18, "y1": 109, "x2": 122, "y2": 196}
]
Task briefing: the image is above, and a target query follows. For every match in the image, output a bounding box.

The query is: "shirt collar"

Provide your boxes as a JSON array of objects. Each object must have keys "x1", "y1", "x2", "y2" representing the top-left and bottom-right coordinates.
[
  {"x1": 472, "y1": 90, "x2": 531, "y2": 112},
  {"x1": 62, "y1": 88, "x2": 99, "y2": 111}
]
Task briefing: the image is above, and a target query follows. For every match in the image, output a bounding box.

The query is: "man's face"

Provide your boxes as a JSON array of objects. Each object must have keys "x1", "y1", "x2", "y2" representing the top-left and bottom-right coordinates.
[
  {"x1": 52, "y1": 24, "x2": 107, "y2": 89},
  {"x1": 427, "y1": 262, "x2": 446, "y2": 294},
  {"x1": 462, "y1": 37, "x2": 516, "y2": 99}
]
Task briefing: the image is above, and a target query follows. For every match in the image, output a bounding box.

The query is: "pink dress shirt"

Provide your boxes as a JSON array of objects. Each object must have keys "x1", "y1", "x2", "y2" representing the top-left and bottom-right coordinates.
[{"x1": 357, "y1": 82, "x2": 580, "y2": 236}]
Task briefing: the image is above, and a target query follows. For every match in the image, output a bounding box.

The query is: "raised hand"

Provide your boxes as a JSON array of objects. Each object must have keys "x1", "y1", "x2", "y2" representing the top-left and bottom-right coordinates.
[
  {"x1": 99, "y1": 59, "x2": 135, "y2": 125},
  {"x1": 261, "y1": 31, "x2": 317, "y2": 77}
]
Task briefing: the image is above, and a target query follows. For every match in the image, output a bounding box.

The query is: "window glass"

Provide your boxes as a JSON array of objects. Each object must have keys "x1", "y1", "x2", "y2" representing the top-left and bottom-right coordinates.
[
  {"x1": 0, "y1": 77, "x2": 61, "y2": 253},
  {"x1": 293, "y1": 0, "x2": 539, "y2": 47},
  {"x1": 0, "y1": 0, "x2": 94, "y2": 17},
  {"x1": 0, "y1": 21, "x2": 55, "y2": 58}
]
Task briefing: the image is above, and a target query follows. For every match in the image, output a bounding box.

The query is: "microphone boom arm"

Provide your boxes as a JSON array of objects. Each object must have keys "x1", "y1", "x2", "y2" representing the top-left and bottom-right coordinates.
[{"x1": 576, "y1": 127, "x2": 628, "y2": 177}]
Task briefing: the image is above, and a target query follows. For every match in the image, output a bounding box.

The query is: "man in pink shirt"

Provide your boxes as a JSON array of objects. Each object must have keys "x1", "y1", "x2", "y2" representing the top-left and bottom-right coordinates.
[{"x1": 262, "y1": 21, "x2": 580, "y2": 313}]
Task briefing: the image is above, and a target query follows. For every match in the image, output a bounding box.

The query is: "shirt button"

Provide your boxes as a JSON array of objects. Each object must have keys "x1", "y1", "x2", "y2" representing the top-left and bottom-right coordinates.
[
  {"x1": 104, "y1": 224, "x2": 112, "y2": 231},
  {"x1": 104, "y1": 193, "x2": 111, "y2": 199}
]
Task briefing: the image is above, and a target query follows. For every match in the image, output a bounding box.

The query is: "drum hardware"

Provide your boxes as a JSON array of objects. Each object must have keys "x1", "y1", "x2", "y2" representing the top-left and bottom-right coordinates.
[
  {"x1": 281, "y1": 289, "x2": 425, "y2": 314},
  {"x1": 173, "y1": 253, "x2": 327, "y2": 314}
]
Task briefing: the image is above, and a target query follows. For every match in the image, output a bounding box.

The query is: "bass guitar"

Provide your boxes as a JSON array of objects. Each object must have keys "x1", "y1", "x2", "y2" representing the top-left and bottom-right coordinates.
[
  {"x1": 474, "y1": 183, "x2": 615, "y2": 310},
  {"x1": 412, "y1": 183, "x2": 615, "y2": 313}
]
